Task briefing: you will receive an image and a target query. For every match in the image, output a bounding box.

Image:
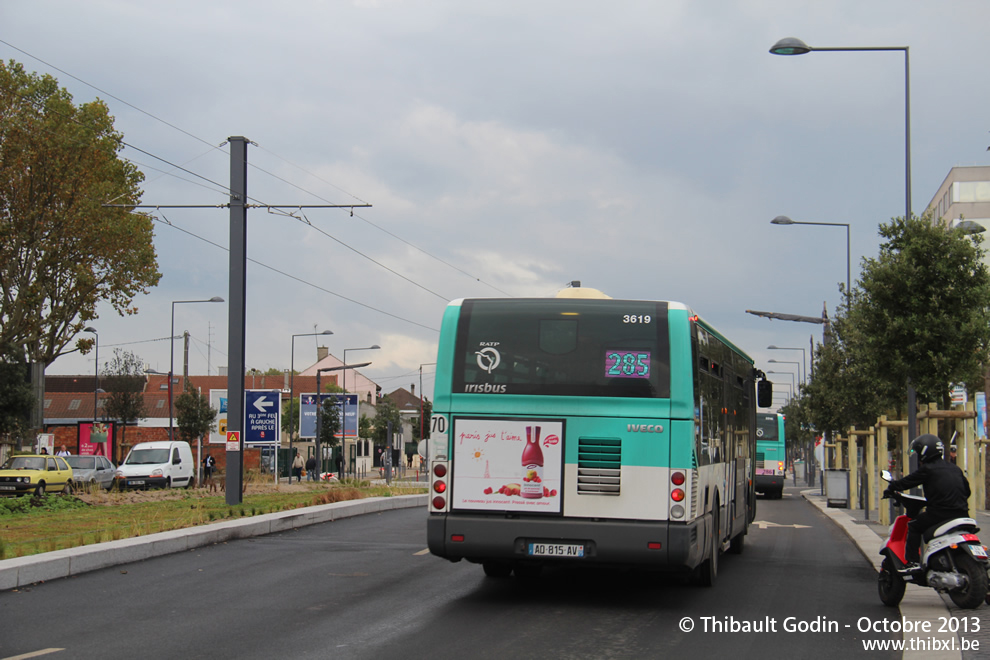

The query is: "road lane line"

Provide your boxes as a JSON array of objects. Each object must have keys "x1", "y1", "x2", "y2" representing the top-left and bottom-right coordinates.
[
  {"x1": 414, "y1": 548, "x2": 430, "y2": 555},
  {"x1": 2, "y1": 649, "x2": 65, "y2": 660}
]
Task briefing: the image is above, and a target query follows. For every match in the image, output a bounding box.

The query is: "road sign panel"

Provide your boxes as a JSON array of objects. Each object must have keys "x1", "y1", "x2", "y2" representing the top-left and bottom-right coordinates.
[{"x1": 245, "y1": 390, "x2": 281, "y2": 446}]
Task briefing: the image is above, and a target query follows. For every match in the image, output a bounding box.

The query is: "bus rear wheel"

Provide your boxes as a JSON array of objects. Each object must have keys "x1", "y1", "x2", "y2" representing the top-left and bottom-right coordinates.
[{"x1": 694, "y1": 508, "x2": 719, "y2": 586}]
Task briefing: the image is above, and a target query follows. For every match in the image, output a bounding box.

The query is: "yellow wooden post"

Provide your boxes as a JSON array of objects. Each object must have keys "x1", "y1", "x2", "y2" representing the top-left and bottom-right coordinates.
[
  {"x1": 866, "y1": 426, "x2": 876, "y2": 513},
  {"x1": 878, "y1": 418, "x2": 890, "y2": 526},
  {"x1": 848, "y1": 431, "x2": 858, "y2": 509},
  {"x1": 901, "y1": 425, "x2": 910, "y2": 478},
  {"x1": 835, "y1": 437, "x2": 843, "y2": 470}
]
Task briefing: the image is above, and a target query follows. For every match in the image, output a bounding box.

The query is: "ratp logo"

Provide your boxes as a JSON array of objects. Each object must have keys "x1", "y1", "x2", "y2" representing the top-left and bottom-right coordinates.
[{"x1": 475, "y1": 347, "x2": 501, "y2": 374}]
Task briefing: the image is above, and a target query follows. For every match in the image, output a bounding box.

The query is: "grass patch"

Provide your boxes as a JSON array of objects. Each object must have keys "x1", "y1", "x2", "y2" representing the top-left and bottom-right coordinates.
[{"x1": 0, "y1": 482, "x2": 424, "y2": 560}]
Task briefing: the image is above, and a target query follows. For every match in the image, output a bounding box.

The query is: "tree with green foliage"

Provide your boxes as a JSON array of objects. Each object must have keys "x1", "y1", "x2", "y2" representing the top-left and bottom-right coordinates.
[
  {"x1": 317, "y1": 397, "x2": 341, "y2": 449},
  {"x1": 0, "y1": 341, "x2": 33, "y2": 442},
  {"x1": 850, "y1": 215, "x2": 990, "y2": 407},
  {"x1": 0, "y1": 60, "x2": 161, "y2": 368},
  {"x1": 802, "y1": 215, "x2": 990, "y2": 437},
  {"x1": 101, "y1": 349, "x2": 147, "y2": 456},
  {"x1": 372, "y1": 397, "x2": 401, "y2": 444},
  {"x1": 175, "y1": 378, "x2": 217, "y2": 447}
]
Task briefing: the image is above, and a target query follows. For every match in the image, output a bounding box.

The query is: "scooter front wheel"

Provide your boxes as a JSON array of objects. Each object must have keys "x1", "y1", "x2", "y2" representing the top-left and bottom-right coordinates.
[{"x1": 878, "y1": 557, "x2": 906, "y2": 607}]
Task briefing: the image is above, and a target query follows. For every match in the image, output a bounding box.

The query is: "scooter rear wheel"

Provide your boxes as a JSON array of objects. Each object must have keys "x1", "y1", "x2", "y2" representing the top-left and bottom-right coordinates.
[
  {"x1": 878, "y1": 557, "x2": 906, "y2": 607},
  {"x1": 948, "y1": 552, "x2": 989, "y2": 609}
]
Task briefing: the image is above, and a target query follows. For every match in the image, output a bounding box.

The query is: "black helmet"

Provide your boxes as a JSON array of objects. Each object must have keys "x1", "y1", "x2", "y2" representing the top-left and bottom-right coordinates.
[{"x1": 910, "y1": 434, "x2": 943, "y2": 463}]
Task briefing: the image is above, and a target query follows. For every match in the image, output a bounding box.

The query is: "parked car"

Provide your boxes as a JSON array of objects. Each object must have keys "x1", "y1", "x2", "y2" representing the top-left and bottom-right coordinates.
[
  {"x1": 64, "y1": 455, "x2": 116, "y2": 491},
  {"x1": 115, "y1": 441, "x2": 195, "y2": 489},
  {"x1": 0, "y1": 454, "x2": 75, "y2": 497}
]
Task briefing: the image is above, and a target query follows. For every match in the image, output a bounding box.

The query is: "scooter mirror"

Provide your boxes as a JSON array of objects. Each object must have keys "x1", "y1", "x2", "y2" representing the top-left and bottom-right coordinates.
[{"x1": 880, "y1": 470, "x2": 893, "y2": 482}]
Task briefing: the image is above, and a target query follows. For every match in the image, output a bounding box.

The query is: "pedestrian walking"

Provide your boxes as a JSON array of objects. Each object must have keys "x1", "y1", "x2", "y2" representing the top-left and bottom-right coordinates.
[
  {"x1": 291, "y1": 452, "x2": 304, "y2": 483},
  {"x1": 306, "y1": 455, "x2": 317, "y2": 481},
  {"x1": 203, "y1": 454, "x2": 216, "y2": 481}
]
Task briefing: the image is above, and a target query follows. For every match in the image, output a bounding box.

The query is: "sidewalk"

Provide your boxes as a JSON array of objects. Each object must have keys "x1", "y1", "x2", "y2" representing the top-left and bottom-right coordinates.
[{"x1": 800, "y1": 487, "x2": 990, "y2": 659}]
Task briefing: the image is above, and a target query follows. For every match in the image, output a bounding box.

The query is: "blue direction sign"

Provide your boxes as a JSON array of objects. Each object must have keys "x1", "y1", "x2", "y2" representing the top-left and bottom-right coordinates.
[{"x1": 245, "y1": 389, "x2": 281, "y2": 446}]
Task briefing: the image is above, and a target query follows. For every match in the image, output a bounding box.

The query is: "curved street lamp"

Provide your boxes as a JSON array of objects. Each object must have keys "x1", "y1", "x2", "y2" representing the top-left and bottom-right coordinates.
[{"x1": 771, "y1": 216, "x2": 850, "y2": 312}]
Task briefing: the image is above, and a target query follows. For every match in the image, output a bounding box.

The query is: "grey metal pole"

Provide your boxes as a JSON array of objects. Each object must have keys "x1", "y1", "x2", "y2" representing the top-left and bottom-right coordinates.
[{"x1": 226, "y1": 136, "x2": 248, "y2": 506}]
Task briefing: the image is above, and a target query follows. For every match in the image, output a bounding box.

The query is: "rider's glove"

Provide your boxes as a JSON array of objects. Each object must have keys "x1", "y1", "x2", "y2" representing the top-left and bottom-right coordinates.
[{"x1": 882, "y1": 488, "x2": 894, "y2": 499}]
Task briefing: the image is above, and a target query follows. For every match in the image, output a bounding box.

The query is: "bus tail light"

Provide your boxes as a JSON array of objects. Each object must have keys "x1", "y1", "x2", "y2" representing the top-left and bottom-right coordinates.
[
  {"x1": 778, "y1": 461, "x2": 784, "y2": 472},
  {"x1": 671, "y1": 488, "x2": 685, "y2": 502},
  {"x1": 431, "y1": 461, "x2": 450, "y2": 512},
  {"x1": 671, "y1": 471, "x2": 685, "y2": 486}
]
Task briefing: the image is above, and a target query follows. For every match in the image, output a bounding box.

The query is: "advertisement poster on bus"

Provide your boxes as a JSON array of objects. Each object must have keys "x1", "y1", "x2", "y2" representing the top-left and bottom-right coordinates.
[
  {"x1": 452, "y1": 418, "x2": 563, "y2": 513},
  {"x1": 209, "y1": 390, "x2": 228, "y2": 445}
]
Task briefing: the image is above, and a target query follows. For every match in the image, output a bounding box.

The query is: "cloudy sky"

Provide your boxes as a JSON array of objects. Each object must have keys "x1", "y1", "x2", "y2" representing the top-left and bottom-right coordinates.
[{"x1": 5, "y1": 1, "x2": 989, "y2": 407}]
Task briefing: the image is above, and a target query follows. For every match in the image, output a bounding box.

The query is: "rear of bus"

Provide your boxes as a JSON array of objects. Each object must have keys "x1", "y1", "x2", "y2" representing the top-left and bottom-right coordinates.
[
  {"x1": 426, "y1": 291, "x2": 734, "y2": 577},
  {"x1": 755, "y1": 413, "x2": 785, "y2": 498}
]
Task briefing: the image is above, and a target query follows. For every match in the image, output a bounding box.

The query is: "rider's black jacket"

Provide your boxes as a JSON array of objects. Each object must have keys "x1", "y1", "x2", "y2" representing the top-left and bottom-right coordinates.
[{"x1": 888, "y1": 458, "x2": 971, "y2": 515}]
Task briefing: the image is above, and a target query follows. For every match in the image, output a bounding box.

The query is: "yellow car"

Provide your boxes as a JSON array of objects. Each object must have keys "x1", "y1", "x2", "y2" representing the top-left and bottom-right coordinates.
[{"x1": 0, "y1": 454, "x2": 75, "y2": 497}]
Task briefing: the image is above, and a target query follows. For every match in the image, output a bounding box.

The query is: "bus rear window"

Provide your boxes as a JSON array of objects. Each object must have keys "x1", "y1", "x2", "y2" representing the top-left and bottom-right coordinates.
[{"x1": 453, "y1": 299, "x2": 670, "y2": 398}]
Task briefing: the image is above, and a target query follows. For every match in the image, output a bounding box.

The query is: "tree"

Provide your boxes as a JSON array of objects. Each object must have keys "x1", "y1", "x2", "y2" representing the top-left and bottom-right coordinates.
[
  {"x1": 0, "y1": 341, "x2": 33, "y2": 442},
  {"x1": 0, "y1": 60, "x2": 161, "y2": 367},
  {"x1": 850, "y1": 216, "x2": 990, "y2": 406},
  {"x1": 371, "y1": 397, "x2": 401, "y2": 445},
  {"x1": 801, "y1": 313, "x2": 891, "y2": 433},
  {"x1": 317, "y1": 397, "x2": 341, "y2": 449},
  {"x1": 175, "y1": 379, "x2": 217, "y2": 448},
  {"x1": 101, "y1": 349, "x2": 147, "y2": 458}
]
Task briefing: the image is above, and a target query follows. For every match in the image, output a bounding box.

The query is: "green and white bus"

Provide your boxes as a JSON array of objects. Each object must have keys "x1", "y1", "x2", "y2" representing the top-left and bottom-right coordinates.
[
  {"x1": 426, "y1": 286, "x2": 771, "y2": 585},
  {"x1": 756, "y1": 413, "x2": 786, "y2": 499}
]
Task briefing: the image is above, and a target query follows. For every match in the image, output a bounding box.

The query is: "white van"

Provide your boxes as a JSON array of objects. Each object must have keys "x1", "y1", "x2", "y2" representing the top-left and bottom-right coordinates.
[{"x1": 115, "y1": 441, "x2": 195, "y2": 489}]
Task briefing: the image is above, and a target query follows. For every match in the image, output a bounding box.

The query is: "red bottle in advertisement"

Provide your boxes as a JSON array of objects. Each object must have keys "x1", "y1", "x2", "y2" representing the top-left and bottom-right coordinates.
[{"x1": 521, "y1": 425, "x2": 544, "y2": 499}]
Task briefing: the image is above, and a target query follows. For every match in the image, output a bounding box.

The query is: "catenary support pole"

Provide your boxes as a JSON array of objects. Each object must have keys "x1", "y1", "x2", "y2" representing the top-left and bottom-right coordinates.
[{"x1": 226, "y1": 136, "x2": 248, "y2": 505}]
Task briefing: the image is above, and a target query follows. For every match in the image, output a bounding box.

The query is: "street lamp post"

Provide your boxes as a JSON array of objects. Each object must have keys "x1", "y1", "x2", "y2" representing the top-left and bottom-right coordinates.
[
  {"x1": 769, "y1": 38, "x2": 911, "y2": 222},
  {"x1": 342, "y1": 345, "x2": 380, "y2": 478},
  {"x1": 771, "y1": 216, "x2": 850, "y2": 312},
  {"x1": 768, "y1": 345, "x2": 807, "y2": 386},
  {"x1": 767, "y1": 370, "x2": 796, "y2": 393},
  {"x1": 771, "y1": 36, "x2": 914, "y2": 438},
  {"x1": 170, "y1": 297, "x2": 224, "y2": 441},
  {"x1": 769, "y1": 358, "x2": 803, "y2": 388},
  {"x1": 316, "y1": 362, "x2": 371, "y2": 480},
  {"x1": 289, "y1": 330, "x2": 333, "y2": 466},
  {"x1": 84, "y1": 327, "x2": 99, "y2": 425}
]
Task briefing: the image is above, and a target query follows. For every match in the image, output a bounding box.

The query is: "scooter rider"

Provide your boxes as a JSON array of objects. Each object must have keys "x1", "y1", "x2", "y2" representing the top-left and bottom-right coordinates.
[{"x1": 884, "y1": 434, "x2": 971, "y2": 570}]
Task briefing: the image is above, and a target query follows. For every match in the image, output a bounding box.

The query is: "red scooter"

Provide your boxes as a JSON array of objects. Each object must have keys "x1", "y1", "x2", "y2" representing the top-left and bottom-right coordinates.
[{"x1": 878, "y1": 470, "x2": 989, "y2": 609}]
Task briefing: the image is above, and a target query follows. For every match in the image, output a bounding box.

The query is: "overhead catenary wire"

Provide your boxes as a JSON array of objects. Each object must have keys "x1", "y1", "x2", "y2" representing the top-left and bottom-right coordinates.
[
  {"x1": 152, "y1": 213, "x2": 440, "y2": 332},
  {"x1": 1, "y1": 40, "x2": 511, "y2": 309}
]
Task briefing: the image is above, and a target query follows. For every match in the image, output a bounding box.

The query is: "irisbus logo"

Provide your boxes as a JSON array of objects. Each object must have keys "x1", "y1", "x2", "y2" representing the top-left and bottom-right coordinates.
[{"x1": 628, "y1": 423, "x2": 664, "y2": 433}]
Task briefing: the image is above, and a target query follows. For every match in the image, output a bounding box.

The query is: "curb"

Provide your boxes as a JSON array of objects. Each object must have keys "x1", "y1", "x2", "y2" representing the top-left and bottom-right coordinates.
[
  {"x1": 801, "y1": 490, "x2": 961, "y2": 660},
  {"x1": 0, "y1": 494, "x2": 427, "y2": 591}
]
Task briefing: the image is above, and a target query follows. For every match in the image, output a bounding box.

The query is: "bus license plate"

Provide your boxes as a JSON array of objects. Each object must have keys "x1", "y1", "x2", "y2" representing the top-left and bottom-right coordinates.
[
  {"x1": 128, "y1": 480, "x2": 145, "y2": 486},
  {"x1": 528, "y1": 542, "x2": 584, "y2": 558}
]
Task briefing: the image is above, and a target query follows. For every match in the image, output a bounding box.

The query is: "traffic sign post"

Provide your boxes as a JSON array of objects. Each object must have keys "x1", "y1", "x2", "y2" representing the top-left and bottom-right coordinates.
[{"x1": 245, "y1": 390, "x2": 281, "y2": 447}]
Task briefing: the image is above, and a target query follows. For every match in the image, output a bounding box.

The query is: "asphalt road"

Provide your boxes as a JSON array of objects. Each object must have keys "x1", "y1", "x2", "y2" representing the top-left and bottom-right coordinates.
[{"x1": 1, "y1": 487, "x2": 900, "y2": 659}]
